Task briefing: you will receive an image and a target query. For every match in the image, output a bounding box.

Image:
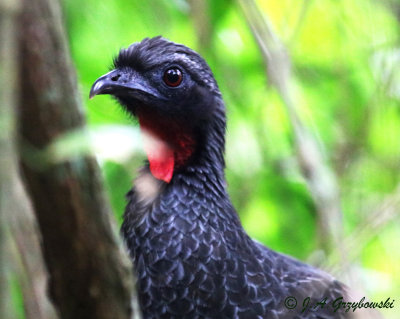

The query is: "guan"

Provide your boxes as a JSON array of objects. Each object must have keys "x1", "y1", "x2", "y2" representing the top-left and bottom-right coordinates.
[{"x1": 90, "y1": 37, "x2": 369, "y2": 319}]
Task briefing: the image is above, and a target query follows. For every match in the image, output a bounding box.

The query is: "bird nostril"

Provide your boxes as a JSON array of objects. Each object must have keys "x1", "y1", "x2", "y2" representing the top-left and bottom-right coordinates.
[{"x1": 111, "y1": 74, "x2": 121, "y2": 81}]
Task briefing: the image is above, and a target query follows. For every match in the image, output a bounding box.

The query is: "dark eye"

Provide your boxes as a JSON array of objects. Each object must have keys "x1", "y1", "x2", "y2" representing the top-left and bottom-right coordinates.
[{"x1": 163, "y1": 67, "x2": 183, "y2": 87}]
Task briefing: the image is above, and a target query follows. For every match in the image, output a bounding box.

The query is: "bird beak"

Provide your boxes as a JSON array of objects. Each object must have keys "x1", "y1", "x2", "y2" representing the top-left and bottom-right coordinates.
[{"x1": 89, "y1": 69, "x2": 160, "y2": 100}]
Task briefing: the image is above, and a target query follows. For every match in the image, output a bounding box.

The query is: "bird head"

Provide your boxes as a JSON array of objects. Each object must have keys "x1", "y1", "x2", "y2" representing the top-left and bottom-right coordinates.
[{"x1": 90, "y1": 37, "x2": 226, "y2": 183}]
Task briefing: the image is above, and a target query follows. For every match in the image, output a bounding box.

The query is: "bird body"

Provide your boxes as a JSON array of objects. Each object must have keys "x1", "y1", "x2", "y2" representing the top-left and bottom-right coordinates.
[
  {"x1": 122, "y1": 166, "x2": 346, "y2": 318},
  {"x1": 90, "y1": 37, "x2": 369, "y2": 319}
]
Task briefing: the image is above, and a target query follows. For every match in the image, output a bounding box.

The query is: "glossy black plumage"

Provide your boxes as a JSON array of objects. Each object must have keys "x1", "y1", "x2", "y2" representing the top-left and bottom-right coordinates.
[{"x1": 91, "y1": 37, "x2": 367, "y2": 319}]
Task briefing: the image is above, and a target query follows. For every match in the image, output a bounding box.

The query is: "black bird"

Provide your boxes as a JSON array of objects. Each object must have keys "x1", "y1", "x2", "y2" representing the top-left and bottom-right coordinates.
[{"x1": 90, "y1": 37, "x2": 372, "y2": 319}]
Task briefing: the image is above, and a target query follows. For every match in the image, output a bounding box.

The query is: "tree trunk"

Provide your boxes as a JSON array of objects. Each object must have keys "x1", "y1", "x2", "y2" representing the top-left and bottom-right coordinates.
[{"x1": 17, "y1": 0, "x2": 138, "y2": 318}]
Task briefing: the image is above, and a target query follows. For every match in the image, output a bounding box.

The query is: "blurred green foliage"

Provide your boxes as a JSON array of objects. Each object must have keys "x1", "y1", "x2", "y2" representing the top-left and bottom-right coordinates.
[
  {"x1": 11, "y1": 277, "x2": 25, "y2": 319},
  {"x1": 62, "y1": 0, "x2": 399, "y2": 317}
]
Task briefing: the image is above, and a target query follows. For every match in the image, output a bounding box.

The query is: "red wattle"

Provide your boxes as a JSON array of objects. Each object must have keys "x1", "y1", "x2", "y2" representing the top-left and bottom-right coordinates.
[
  {"x1": 138, "y1": 112, "x2": 195, "y2": 183},
  {"x1": 144, "y1": 138, "x2": 175, "y2": 183},
  {"x1": 139, "y1": 116, "x2": 175, "y2": 183}
]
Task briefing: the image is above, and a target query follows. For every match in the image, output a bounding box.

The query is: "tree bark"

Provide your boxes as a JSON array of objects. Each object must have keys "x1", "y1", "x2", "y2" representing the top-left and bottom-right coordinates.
[{"x1": 17, "y1": 0, "x2": 137, "y2": 318}]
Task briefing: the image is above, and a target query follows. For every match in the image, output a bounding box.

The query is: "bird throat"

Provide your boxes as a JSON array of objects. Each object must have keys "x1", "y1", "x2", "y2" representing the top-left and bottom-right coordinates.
[{"x1": 138, "y1": 112, "x2": 196, "y2": 183}]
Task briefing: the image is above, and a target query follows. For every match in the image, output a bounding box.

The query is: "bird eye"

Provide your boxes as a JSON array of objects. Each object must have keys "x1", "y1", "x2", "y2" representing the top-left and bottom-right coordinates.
[{"x1": 163, "y1": 67, "x2": 183, "y2": 87}]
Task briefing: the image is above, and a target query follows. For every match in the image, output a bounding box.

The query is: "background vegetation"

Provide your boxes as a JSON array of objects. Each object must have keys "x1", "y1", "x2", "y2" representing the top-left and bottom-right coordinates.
[
  {"x1": 62, "y1": 0, "x2": 399, "y2": 318},
  {"x1": 3, "y1": 0, "x2": 399, "y2": 318}
]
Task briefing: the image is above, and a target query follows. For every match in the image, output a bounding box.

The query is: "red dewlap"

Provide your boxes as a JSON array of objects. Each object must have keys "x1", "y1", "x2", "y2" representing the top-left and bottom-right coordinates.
[{"x1": 138, "y1": 112, "x2": 196, "y2": 183}]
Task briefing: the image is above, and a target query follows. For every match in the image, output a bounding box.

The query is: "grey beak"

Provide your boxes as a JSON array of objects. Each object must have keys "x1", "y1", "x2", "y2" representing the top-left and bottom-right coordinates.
[
  {"x1": 89, "y1": 69, "x2": 162, "y2": 100},
  {"x1": 89, "y1": 70, "x2": 126, "y2": 99}
]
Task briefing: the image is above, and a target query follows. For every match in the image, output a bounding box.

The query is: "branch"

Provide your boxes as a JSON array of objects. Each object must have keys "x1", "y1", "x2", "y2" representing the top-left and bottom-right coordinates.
[
  {"x1": 7, "y1": 179, "x2": 59, "y2": 319},
  {"x1": 188, "y1": 0, "x2": 212, "y2": 51},
  {"x1": 237, "y1": 0, "x2": 344, "y2": 257},
  {"x1": 1, "y1": 0, "x2": 25, "y2": 318},
  {"x1": 17, "y1": 0, "x2": 138, "y2": 318},
  {"x1": 1, "y1": 0, "x2": 57, "y2": 317}
]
